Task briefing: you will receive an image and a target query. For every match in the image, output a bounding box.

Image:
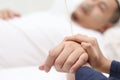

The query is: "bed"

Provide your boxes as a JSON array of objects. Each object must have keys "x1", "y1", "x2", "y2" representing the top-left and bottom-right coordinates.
[
  {"x1": 0, "y1": 67, "x2": 66, "y2": 80},
  {"x1": 0, "y1": 0, "x2": 120, "y2": 80}
]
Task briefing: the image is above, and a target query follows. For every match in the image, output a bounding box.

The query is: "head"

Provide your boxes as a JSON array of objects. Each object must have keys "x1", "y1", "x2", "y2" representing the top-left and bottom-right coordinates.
[{"x1": 71, "y1": 0, "x2": 120, "y2": 33}]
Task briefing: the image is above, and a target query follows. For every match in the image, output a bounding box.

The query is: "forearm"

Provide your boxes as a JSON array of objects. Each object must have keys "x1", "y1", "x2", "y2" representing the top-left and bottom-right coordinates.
[
  {"x1": 75, "y1": 63, "x2": 120, "y2": 80},
  {"x1": 75, "y1": 66, "x2": 108, "y2": 80}
]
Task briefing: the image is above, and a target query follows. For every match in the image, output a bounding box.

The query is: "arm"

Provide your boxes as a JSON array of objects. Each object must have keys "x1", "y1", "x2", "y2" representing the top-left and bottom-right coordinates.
[
  {"x1": 76, "y1": 61, "x2": 120, "y2": 80},
  {"x1": 110, "y1": 60, "x2": 120, "y2": 79},
  {"x1": 76, "y1": 66, "x2": 108, "y2": 80}
]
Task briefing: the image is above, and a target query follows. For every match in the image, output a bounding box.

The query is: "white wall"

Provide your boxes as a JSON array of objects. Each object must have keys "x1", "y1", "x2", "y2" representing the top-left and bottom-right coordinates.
[{"x1": 0, "y1": 0, "x2": 54, "y2": 14}]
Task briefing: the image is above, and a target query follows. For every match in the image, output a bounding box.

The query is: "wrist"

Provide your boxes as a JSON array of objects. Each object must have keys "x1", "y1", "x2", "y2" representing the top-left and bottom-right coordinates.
[{"x1": 98, "y1": 57, "x2": 112, "y2": 73}]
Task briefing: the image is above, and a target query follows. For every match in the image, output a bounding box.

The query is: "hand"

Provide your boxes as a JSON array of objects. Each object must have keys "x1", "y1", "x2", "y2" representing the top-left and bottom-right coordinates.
[
  {"x1": 0, "y1": 9, "x2": 21, "y2": 20},
  {"x1": 65, "y1": 34, "x2": 112, "y2": 73},
  {"x1": 39, "y1": 41, "x2": 88, "y2": 73}
]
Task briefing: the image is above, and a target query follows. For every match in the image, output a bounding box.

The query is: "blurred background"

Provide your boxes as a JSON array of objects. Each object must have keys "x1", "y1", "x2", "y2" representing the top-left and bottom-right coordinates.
[{"x1": 0, "y1": 0, "x2": 55, "y2": 14}]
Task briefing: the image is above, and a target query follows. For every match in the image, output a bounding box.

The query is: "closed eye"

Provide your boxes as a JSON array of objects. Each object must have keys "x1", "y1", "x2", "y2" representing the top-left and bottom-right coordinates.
[
  {"x1": 98, "y1": 1, "x2": 109, "y2": 12},
  {"x1": 99, "y1": 4, "x2": 106, "y2": 12}
]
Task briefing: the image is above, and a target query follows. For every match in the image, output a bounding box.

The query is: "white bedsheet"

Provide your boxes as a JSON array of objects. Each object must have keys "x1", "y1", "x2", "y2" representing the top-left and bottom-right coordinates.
[{"x1": 0, "y1": 66, "x2": 66, "y2": 80}]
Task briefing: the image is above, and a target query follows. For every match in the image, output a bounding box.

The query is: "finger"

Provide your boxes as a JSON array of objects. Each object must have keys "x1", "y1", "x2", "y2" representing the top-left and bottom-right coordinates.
[
  {"x1": 0, "y1": 13, "x2": 3, "y2": 19},
  {"x1": 8, "y1": 11, "x2": 15, "y2": 19},
  {"x1": 64, "y1": 34, "x2": 90, "y2": 43},
  {"x1": 0, "y1": 10, "x2": 8, "y2": 19},
  {"x1": 7, "y1": 9, "x2": 21, "y2": 17},
  {"x1": 70, "y1": 53, "x2": 88, "y2": 73},
  {"x1": 39, "y1": 64, "x2": 45, "y2": 70},
  {"x1": 61, "y1": 49, "x2": 84, "y2": 72},
  {"x1": 44, "y1": 43, "x2": 64, "y2": 72},
  {"x1": 54, "y1": 47, "x2": 74, "y2": 72},
  {"x1": 8, "y1": 10, "x2": 21, "y2": 19},
  {"x1": 81, "y1": 42, "x2": 97, "y2": 57},
  {"x1": 13, "y1": 11, "x2": 21, "y2": 17},
  {"x1": 2, "y1": 11, "x2": 9, "y2": 20},
  {"x1": 81, "y1": 42, "x2": 99, "y2": 65}
]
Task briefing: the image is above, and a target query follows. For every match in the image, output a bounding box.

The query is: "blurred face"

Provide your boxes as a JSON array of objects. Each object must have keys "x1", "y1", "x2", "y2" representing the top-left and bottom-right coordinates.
[{"x1": 72, "y1": 0, "x2": 117, "y2": 32}]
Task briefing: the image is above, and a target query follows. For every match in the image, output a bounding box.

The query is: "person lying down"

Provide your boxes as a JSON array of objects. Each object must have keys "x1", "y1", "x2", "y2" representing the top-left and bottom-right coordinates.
[
  {"x1": 39, "y1": 0, "x2": 120, "y2": 80},
  {"x1": 0, "y1": 0, "x2": 119, "y2": 80}
]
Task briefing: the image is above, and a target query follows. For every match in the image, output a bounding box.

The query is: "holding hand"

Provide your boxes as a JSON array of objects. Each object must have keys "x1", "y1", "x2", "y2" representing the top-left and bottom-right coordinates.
[
  {"x1": 65, "y1": 34, "x2": 111, "y2": 73},
  {"x1": 39, "y1": 41, "x2": 88, "y2": 73},
  {"x1": 39, "y1": 34, "x2": 111, "y2": 74}
]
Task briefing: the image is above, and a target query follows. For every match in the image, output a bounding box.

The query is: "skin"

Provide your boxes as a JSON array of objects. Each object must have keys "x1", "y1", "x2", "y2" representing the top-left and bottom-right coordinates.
[
  {"x1": 0, "y1": 9, "x2": 21, "y2": 20},
  {"x1": 71, "y1": 0, "x2": 117, "y2": 33}
]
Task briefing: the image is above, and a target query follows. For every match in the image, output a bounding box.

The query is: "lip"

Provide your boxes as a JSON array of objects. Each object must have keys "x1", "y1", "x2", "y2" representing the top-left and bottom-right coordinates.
[{"x1": 80, "y1": 6, "x2": 88, "y2": 14}]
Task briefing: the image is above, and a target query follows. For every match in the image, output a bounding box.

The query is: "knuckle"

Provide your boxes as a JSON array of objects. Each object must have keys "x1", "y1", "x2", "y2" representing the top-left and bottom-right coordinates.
[
  {"x1": 54, "y1": 60, "x2": 62, "y2": 67},
  {"x1": 66, "y1": 60, "x2": 74, "y2": 66},
  {"x1": 49, "y1": 51, "x2": 57, "y2": 58}
]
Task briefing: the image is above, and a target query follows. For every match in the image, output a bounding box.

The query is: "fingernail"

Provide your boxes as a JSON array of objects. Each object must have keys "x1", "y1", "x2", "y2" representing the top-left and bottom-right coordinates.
[{"x1": 44, "y1": 67, "x2": 50, "y2": 73}]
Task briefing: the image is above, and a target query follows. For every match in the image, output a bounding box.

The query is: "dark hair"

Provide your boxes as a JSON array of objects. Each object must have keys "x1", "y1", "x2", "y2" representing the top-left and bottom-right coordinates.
[{"x1": 110, "y1": 0, "x2": 120, "y2": 24}]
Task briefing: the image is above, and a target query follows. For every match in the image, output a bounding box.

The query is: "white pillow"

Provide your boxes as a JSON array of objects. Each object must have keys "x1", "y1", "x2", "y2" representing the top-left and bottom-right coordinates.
[{"x1": 103, "y1": 26, "x2": 120, "y2": 61}]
